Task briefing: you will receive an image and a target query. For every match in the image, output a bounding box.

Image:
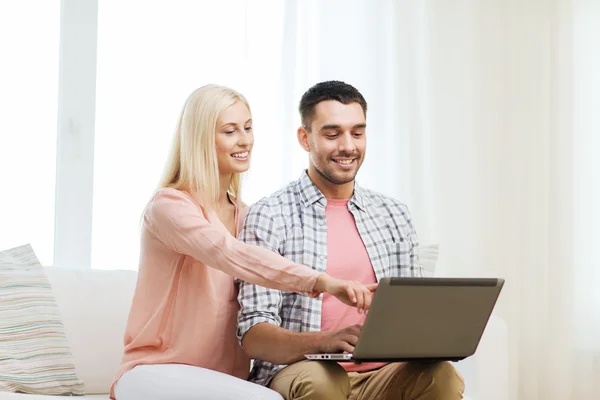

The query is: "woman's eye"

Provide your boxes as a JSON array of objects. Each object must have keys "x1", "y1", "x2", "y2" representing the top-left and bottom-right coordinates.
[
  {"x1": 224, "y1": 130, "x2": 235, "y2": 135},
  {"x1": 244, "y1": 126, "x2": 253, "y2": 132}
]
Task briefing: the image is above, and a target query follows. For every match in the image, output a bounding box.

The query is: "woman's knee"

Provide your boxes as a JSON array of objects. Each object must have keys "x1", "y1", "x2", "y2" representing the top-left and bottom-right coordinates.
[
  {"x1": 115, "y1": 364, "x2": 281, "y2": 400},
  {"x1": 247, "y1": 390, "x2": 284, "y2": 400}
]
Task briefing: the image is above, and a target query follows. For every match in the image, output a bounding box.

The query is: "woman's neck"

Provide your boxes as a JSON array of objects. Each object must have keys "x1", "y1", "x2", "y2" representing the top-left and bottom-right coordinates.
[{"x1": 217, "y1": 172, "x2": 233, "y2": 206}]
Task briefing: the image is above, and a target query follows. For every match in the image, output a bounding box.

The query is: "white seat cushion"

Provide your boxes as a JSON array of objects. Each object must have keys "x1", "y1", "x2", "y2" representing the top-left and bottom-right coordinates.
[
  {"x1": 0, "y1": 392, "x2": 472, "y2": 400},
  {"x1": 0, "y1": 393, "x2": 107, "y2": 400},
  {"x1": 44, "y1": 268, "x2": 137, "y2": 394}
]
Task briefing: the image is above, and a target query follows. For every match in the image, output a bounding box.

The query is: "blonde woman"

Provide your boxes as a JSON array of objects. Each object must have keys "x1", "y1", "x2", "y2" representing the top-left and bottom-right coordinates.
[{"x1": 110, "y1": 85, "x2": 373, "y2": 400}]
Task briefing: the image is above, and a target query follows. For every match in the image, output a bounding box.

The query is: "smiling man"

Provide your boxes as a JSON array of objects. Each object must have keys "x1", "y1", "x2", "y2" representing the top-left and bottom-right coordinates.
[{"x1": 236, "y1": 81, "x2": 464, "y2": 400}]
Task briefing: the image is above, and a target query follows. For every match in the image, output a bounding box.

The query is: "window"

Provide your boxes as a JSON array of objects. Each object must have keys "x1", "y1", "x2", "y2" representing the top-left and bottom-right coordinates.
[
  {"x1": 0, "y1": 1, "x2": 60, "y2": 265},
  {"x1": 92, "y1": 0, "x2": 287, "y2": 269}
]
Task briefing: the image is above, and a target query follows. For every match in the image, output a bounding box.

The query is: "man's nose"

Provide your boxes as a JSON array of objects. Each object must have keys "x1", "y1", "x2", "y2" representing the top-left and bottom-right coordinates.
[{"x1": 338, "y1": 132, "x2": 355, "y2": 153}]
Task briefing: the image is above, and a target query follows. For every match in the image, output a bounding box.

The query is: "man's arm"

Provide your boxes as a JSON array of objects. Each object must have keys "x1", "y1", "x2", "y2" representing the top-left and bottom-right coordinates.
[
  {"x1": 237, "y1": 201, "x2": 362, "y2": 365},
  {"x1": 236, "y1": 201, "x2": 324, "y2": 365},
  {"x1": 241, "y1": 323, "x2": 323, "y2": 365},
  {"x1": 236, "y1": 201, "x2": 290, "y2": 362},
  {"x1": 242, "y1": 322, "x2": 361, "y2": 366}
]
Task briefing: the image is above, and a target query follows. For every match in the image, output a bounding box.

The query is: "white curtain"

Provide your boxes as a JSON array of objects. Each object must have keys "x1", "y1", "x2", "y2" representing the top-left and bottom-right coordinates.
[
  {"x1": 91, "y1": 0, "x2": 599, "y2": 398},
  {"x1": 276, "y1": 0, "x2": 600, "y2": 398},
  {"x1": 377, "y1": 0, "x2": 600, "y2": 398}
]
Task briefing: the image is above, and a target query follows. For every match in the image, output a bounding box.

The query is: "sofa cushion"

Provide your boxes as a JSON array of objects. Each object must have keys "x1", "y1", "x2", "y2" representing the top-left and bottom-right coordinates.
[
  {"x1": 0, "y1": 393, "x2": 107, "y2": 400},
  {"x1": 0, "y1": 245, "x2": 84, "y2": 396},
  {"x1": 44, "y1": 268, "x2": 137, "y2": 394}
]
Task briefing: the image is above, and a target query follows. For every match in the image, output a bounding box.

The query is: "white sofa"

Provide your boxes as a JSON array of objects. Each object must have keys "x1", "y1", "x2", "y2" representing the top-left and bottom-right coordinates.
[{"x1": 0, "y1": 266, "x2": 509, "y2": 400}]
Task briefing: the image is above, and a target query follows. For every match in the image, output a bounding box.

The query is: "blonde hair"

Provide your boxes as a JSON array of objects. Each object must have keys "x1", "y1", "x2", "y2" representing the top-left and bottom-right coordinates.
[{"x1": 158, "y1": 84, "x2": 250, "y2": 208}]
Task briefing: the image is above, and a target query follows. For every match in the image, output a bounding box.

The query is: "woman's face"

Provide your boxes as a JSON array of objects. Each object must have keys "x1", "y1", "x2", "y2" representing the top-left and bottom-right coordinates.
[{"x1": 215, "y1": 101, "x2": 254, "y2": 175}]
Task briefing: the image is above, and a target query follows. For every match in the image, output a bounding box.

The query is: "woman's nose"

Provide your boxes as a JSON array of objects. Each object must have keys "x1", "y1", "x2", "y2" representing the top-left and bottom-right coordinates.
[{"x1": 237, "y1": 131, "x2": 251, "y2": 147}]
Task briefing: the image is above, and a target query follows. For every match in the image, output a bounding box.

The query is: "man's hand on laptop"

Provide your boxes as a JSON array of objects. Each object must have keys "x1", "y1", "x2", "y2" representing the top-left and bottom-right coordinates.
[
  {"x1": 318, "y1": 324, "x2": 362, "y2": 354},
  {"x1": 314, "y1": 274, "x2": 373, "y2": 313}
]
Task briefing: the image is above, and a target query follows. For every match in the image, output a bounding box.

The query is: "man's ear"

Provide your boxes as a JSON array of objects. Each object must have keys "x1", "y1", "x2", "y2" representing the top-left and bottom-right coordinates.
[{"x1": 297, "y1": 126, "x2": 311, "y2": 152}]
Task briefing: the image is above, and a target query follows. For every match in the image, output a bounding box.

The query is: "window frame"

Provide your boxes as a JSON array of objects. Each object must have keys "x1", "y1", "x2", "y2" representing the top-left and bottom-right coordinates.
[{"x1": 53, "y1": 0, "x2": 98, "y2": 268}]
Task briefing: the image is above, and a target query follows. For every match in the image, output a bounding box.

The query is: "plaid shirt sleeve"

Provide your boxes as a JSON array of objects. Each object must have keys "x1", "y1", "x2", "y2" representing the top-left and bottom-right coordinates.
[{"x1": 236, "y1": 201, "x2": 284, "y2": 343}]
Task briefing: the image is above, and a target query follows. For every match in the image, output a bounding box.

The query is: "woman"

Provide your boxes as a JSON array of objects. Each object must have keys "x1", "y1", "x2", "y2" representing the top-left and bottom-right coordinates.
[{"x1": 111, "y1": 85, "x2": 373, "y2": 400}]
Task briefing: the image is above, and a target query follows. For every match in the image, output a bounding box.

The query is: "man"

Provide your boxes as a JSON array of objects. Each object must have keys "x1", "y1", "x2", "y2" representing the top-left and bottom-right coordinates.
[{"x1": 237, "y1": 81, "x2": 464, "y2": 399}]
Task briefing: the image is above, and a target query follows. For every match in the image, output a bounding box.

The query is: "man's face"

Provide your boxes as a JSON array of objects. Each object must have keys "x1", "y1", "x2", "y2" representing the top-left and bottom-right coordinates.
[{"x1": 301, "y1": 100, "x2": 366, "y2": 185}]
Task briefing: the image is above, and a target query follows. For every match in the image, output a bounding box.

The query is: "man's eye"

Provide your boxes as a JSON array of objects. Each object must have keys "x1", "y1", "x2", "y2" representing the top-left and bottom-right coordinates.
[{"x1": 352, "y1": 132, "x2": 364, "y2": 137}]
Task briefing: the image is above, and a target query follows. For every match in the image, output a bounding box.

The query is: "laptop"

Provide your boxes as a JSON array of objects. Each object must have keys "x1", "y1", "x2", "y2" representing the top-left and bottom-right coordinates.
[{"x1": 305, "y1": 277, "x2": 504, "y2": 363}]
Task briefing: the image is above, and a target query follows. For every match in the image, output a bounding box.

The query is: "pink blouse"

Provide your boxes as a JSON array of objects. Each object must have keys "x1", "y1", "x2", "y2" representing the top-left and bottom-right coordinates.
[{"x1": 110, "y1": 188, "x2": 319, "y2": 398}]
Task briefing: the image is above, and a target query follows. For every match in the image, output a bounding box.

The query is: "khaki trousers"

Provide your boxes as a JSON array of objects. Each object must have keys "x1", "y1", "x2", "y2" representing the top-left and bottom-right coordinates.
[{"x1": 270, "y1": 360, "x2": 464, "y2": 400}]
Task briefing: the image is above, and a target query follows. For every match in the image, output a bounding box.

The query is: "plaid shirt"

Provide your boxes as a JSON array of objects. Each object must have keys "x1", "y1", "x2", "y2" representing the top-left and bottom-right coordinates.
[{"x1": 237, "y1": 171, "x2": 424, "y2": 386}]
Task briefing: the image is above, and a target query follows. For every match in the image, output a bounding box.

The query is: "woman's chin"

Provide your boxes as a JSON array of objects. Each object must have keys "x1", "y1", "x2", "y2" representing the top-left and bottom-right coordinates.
[{"x1": 227, "y1": 163, "x2": 250, "y2": 174}]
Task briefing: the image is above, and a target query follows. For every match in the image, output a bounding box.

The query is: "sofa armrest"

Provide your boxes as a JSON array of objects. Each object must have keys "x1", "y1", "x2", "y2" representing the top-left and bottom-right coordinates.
[{"x1": 454, "y1": 315, "x2": 509, "y2": 400}]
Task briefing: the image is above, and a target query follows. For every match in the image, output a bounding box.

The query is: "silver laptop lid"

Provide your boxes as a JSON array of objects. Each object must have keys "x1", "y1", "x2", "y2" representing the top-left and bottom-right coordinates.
[{"x1": 353, "y1": 277, "x2": 504, "y2": 362}]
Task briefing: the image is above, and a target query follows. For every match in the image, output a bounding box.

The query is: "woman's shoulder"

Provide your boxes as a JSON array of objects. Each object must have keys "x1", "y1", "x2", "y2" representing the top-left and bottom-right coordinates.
[
  {"x1": 153, "y1": 186, "x2": 187, "y2": 197},
  {"x1": 143, "y1": 188, "x2": 211, "y2": 233},
  {"x1": 144, "y1": 187, "x2": 202, "y2": 217},
  {"x1": 150, "y1": 187, "x2": 197, "y2": 203}
]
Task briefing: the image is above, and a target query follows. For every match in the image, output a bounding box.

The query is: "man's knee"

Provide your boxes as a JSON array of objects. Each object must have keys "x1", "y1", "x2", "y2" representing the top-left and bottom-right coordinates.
[
  {"x1": 271, "y1": 361, "x2": 349, "y2": 400},
  {"x1": 289, "y1": 361, "x2": 349, "y2": 398},
  {"x1": 419, "y1": 362, "x2": 464, "y2": 398}
]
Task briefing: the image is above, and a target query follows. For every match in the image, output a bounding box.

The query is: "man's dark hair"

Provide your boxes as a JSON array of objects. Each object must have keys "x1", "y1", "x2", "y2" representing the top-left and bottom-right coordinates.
[{"x1": 299, "y1": 80, "x2": 367, "y2": 129}]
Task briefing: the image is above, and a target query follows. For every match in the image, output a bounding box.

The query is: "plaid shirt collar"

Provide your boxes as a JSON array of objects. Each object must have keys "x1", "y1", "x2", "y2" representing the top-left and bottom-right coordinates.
[{"x1": 298, "y1": 170, "x2": 367, "y2": 212}]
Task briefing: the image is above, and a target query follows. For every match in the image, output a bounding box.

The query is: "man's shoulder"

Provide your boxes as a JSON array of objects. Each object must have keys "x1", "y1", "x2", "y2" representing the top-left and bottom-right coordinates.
[
  {"x1": 360, "y1": 186, "x2": 410, "y2": 215},
  {"x1": 247, "y1": 180, "x2": 302, "y2": 217}
]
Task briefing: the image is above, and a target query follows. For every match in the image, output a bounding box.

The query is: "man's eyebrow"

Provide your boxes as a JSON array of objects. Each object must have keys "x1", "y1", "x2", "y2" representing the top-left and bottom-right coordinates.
[
  {"x1": 319, "y1": 123, "x2": 367, "y2": 131},
  {"x1": 319, "y1": 124, "x2": 341, "y2": 131}
]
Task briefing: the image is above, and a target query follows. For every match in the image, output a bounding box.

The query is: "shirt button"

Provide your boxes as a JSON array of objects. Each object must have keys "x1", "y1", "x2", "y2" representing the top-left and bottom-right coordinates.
[
  {"x1": 319, "y1": 255, "x2": 325, "y2": 261},
  {"x1": 319, "y1": 220, "x2": 325, "y2": 226}
]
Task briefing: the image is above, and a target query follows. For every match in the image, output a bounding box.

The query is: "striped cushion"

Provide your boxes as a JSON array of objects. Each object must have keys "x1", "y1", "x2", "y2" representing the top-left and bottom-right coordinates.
[{"x1": 0, "y1": 244, "x2": 84, "y2": 395}]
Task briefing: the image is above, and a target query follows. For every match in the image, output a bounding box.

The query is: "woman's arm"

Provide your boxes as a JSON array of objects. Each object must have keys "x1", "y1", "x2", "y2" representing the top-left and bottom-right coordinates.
[
  {"x1": 145, "y1": 188, "x2": 371, "y2": 310},
  {"x1": 145, "y1": 189, "x2": 317, "y2": 293}
]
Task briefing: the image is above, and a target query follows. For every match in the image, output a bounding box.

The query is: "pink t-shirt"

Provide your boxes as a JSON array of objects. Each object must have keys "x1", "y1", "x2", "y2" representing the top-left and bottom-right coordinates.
[{"x1": 321, "y1": 199, "x2": 387, "y2": 372}]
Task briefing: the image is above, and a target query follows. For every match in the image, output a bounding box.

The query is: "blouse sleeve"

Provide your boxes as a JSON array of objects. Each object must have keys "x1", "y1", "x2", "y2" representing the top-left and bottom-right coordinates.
[{"x1": 143, "y1": 189, "x2": 319, "y2": 293}]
